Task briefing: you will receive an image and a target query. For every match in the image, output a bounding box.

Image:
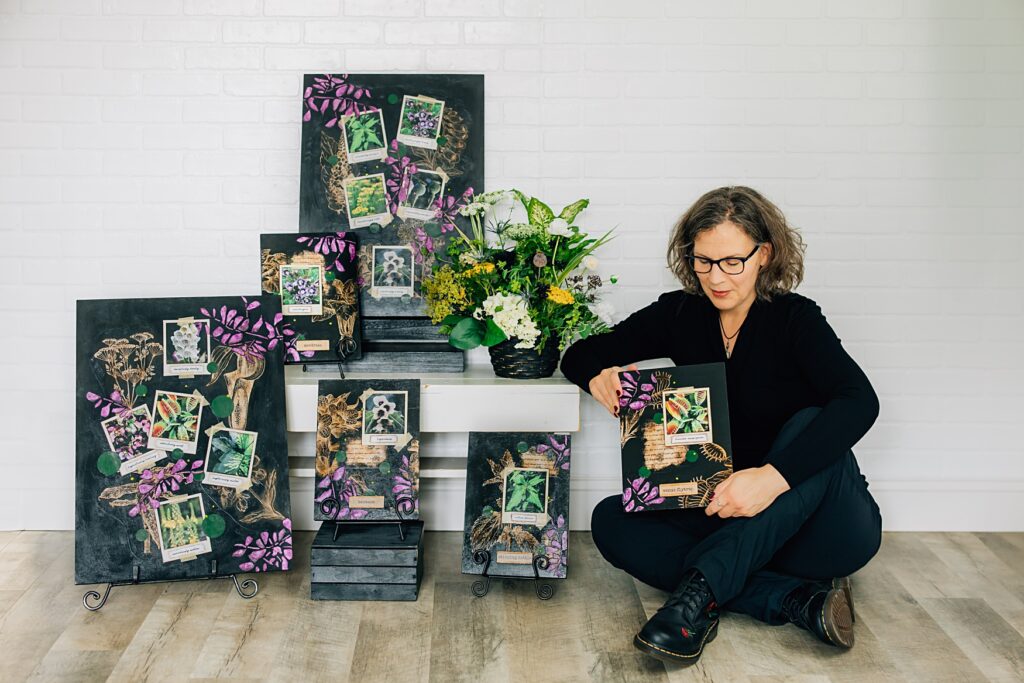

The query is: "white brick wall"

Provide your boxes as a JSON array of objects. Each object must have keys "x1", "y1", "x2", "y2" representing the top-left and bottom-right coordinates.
[{"x1": 1, "y1": 1, "x2": 1022, "y2": 531}]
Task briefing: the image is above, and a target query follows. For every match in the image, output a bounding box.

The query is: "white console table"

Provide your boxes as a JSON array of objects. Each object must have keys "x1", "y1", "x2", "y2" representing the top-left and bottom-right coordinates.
[{"x1": 284, "y1": 364, "x2": 581, "y2": 531}]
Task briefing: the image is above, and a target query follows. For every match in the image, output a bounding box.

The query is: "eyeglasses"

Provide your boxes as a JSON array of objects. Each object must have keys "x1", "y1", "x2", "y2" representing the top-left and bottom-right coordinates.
[{"x1": 686, "y1": 244, "x2": 762, "y2": 275}]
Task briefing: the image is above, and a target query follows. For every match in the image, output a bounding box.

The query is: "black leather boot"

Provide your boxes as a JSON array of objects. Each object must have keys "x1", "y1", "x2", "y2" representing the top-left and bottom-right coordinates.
[
  {"x1": 781, "y1": 577, "x2": 855, "y2": 649},
  {"x1": 633, "y1": 568, "x2": 720, "y2": 665}
]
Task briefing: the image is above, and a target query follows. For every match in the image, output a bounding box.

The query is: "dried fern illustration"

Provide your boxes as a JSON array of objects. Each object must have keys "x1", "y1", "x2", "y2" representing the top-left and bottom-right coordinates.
[
  {"x1": 698, "y1": 442, "x2": 730, "y2": 464},
  {"x1": 320, "y1": 130, "x2": 351, "y2": 216},
  {"x1": 677, "y1": 469, "x2": 733, "y2": 509},
  {"x1": 411, "y1": 107, "x2": 470, "y2": 178}
]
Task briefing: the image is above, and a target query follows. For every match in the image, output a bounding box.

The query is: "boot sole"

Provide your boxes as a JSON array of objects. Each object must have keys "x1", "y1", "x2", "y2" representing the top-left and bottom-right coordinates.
[
  {"x1": 822, "y1": 584, "x2": 855, "y2": 649},
  {"x1": 833, "y1": 576, "x2": 854, "y2": 623},
  {"x1": 633, "y1": 620, "x2": 718, "y2": 666}
]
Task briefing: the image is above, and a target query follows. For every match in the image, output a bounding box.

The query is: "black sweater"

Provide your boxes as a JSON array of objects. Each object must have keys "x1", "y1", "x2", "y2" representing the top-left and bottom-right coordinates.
[{"x1": 560, "y1": 291, "x2": 879, "y2": 487}]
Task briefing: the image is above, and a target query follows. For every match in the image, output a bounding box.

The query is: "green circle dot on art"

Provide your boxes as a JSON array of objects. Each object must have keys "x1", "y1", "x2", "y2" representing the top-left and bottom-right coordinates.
[
  {"x1": 202, "y1": 514, "x2": 226, "y2": 539},
  {"x1": 135, "y1": 384, "x2": 148, "y2": 397},
  {"x1": 686, "y1": 449, "x2": 699, "y2": 463},
  {"x1": 206, "y1": 362, "x2": 218, "y2": 373},
  {"x1": 325, "y1": 271, "x2": 336, "y2": 282},
  {"x1": 652, "y1": 412, "x2": 663, "y2": 424},
  {"x1": 638, "y1": 466, "x2": 651, "y2": 478},
  {"x1": 194, "y1": 472, "x2": 205, "y2": 482},
  {"x1": 437, "y1": 135, "x2": 447, "y2": 147},
  {"x1": 327, "y1": 154, "x2": 339, "y2": 166},
  {"x1": 210, "y1": 395, "x2": 234, "y2": 419},
  {"x1": 516, "y1": 441, "x2": 529, "y2": 453},
  {"x1": 172, "y1": 448, "x2": 184, "y2": 459},
  {"x1": 610, "y1": 275, "x2": 618, "y2": 284},
  {"x1": 378, "y1": 461, "x2": 392, "y2": 474},
  {"x1": 135, "y1": 528, "x2": 148, "y2": 542},
  {"x1": 334, "y1": 451, "x2": 347, "y2": 465},
  {"x1": 368, "y1": 223, "x2": 382, "y2": 234},
  {"x1": 387, "y1": 93, "x2": 399, "y2": 105},
  {"x1": 97, "y1": 451, "x2": 119, "y2": 477}
]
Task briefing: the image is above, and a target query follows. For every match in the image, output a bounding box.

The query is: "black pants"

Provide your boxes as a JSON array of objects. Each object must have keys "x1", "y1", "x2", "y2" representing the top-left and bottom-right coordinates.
[{"x1": 591, "y1": 407, "x2": 883, "y2": 625}]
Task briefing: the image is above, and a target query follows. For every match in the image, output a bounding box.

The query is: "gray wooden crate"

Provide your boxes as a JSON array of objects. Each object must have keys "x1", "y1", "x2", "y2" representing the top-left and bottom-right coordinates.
[{"x1": 310, "y1": 521, "x2": 424, "y2": 602}]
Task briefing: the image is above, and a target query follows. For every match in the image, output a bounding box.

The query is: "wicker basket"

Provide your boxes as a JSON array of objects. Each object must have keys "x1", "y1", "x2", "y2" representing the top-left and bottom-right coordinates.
[{"x1": 488, "y1": 336, "x2": 560, "y2": 379}]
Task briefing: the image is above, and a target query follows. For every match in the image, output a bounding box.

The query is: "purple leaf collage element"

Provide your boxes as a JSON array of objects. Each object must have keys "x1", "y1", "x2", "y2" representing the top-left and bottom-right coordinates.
[
  {"x1": 200, "y1": 296, "x2": 312, "y2": 363},
  {"x1": 434, "y1": 186, "x2": 474, "y2": 235},
  {"x1": 622, "y1": 475, "x2": 665, "y2": 513},
  {"x1": 84, "y1": 389, "x2": 130, "y2": 419},
  {"x1": 542, "y1": 513, "x2": 568, "y2": 573},
  {"x1": 129, "y1": 458, "x2": 205, "y2": 518},
  {"x1": 295, "y1": 232, "x2": 357, "y2": 272},
  {"x1": 535, "y1": 434, "x2": 571, "y2": 471},
  {"x1": 303, "y1": 74, "x2": 374, "y2": 127},
  {"x1": 619, "y1": 371, "x2": 656, "y2": 412},
  {"x1": 384, "y1": 139, "x2": 417, "y2": 215},
  {"x1": 392, "y1": 453, "x2": 417, "y2": 515},
  {"x1": 315, "y1": 467, "x2": 369, "y2": 521},
  {"x1": 232, "y1": 518, "x2": 293, "y2": 572}
]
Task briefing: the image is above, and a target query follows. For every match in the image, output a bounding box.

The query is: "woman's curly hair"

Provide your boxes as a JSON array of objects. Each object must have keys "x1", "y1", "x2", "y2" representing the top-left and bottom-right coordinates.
[{"x1": 667, "y1": 186, "x2": 806, "y2": 301}]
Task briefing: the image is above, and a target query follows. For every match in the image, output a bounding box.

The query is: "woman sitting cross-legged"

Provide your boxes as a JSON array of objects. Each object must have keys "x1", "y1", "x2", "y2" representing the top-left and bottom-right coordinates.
[{"x1": 560, "y1": 186, "x2": 882, "y2": 666}]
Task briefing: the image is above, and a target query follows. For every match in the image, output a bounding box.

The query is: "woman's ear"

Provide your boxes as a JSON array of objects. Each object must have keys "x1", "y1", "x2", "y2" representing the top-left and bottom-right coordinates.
[{"x1": 759, "y1": 242, "x2": 773, "y2": 270}]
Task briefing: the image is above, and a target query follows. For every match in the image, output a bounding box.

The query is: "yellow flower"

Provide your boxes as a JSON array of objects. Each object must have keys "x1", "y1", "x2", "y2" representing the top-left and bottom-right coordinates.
[
  {"x1": 547, "y1": 286, "x2": 574, "y2": 305},
  {"x1": 465, "y1": 262, "x2": 495, "y2": 277}
]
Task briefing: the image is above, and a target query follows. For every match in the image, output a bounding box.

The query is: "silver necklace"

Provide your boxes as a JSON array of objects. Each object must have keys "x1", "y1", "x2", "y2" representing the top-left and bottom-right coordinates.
[{"x1": 718, "y1": 315, "x2": 743, "y2": 359}]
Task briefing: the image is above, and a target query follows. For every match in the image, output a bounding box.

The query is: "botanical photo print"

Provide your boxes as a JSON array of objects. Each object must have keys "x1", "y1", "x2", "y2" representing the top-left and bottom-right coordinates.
[
  {"x1": 361, "y1": 390, "x2": 408, "y2": 446},
  {"x1": 371, "y1": 245, "x2": 414, "y2": 298},
  {"x1": 342, "y1": 108, "x2": 387, "y2": 164},
  {"x1": 162, "y1": 319, "x2": 211, "y2": 377},
  {"x1": 397, "y1": 168, "x2": 447, "y2": 221},
  {"x1": 203, "y1": 428, "x2": 257, "y2": 489},
  {"x1": 396, "y1": 94, "x2": 445, "y2": 149},
  {"x1": 156, "y1": 494, "x2": 212, "y2": 563},
  {"x1": 663, "y1": 387, "x2": 713, "y2": 446},
  {"x1": 148, "y1": 390, "x2": 204, "y2": 455},
  {"x1": 343, "y1": 173, "x2": 392, "y2": 229},
  {"x1": 501, "y1": 467, "x2": 550, "y2": 527},
  {"x1": 279, "y1": 263, "x2": 324, "y2": 316},
  {"x1": 101, "y1": 405, "x2": 165, "y2": 475}
]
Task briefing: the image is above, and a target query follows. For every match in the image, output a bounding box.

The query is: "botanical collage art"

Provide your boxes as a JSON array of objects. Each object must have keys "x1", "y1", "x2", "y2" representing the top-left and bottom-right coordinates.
[
  {"x1": 260, "y1": 232, "x2": 363, "y2": 364},
  {"x1": 618, "y1": 363, "x2": 734, "y2": 513},
  {"x1": 314, "y1": 379, "x2": 420, "y2": 522},
  {"x1": 299, "y1": 73, "x2": 484, "y2": 318},
  {"x1": 461, "y1": 432, "x2": 571, "y2": 580},
  {"x1": 75, "y1": 296, "x2": 293, "y2": 585}
]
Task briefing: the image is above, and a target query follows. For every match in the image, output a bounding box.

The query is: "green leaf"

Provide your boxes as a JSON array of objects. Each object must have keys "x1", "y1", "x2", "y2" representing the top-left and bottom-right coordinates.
[
  {"x1": 508, "y1": 488, "x2": 525, "y2": 510},
  {"x1": 449, "y1": 317, "x2": 485, "y2": 350},
  {"x1": 527, "y1": 197, "x2": 554, "y2": 226},
  {"x1": 558, "y1": 198, "x2": 589, "y2": 224},
  {"x1": 526, "y1": 491, "x2": 543, "y2": 511},
  {"x1": 512, "y1": 189, "x2": 531, "y2": 210},
  {"x1": 441, "y1": 314, "x2": 463, "y2": 327},
  {"x1": 481, "y1": 318, "x2": 507, "y2": 347}
]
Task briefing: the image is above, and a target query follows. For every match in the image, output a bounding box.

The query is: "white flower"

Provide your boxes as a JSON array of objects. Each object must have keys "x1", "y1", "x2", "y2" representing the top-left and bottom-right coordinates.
[
  {"x1": 592, "y1": 301, "x2": 615, "y2": 326},
  {"x1": 583, "y1": 255, "x2": 599, "y2": 270},
  {"x1": 457, "y1": 201, "x2": 487, "y2": 217},
  {"x1": 501, "y1": 223, "x2": 538, "y2": 241},
  {"x1": 547, "y1": 217, "x2": 572, "y2": 237},
  {"x1": 476, "y1": 293, "x2": 540, "y2": 349},
  {"x1": 478, "y1": 190, "x2": 510, "y2": 206}
]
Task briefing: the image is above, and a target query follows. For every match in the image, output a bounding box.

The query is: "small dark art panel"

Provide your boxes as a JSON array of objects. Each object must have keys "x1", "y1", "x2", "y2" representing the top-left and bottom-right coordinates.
[
  {"x1": 75, "y1": 296, "x2": 294, "y2": 585},
  {"x1": 314, "y1": 379, "x2": 420, "y2": 522},
  {"x1": 299, "y1": 73, "x2": 484, "y2": 318},
  {"x1": 618, "y1": 362, "x2": 734, "y2": 512},
  {"x1": 461, "y1": 433, "x2": 571, "y2": 580},
  {"x1": 260, "y1": 232, "x2": 362, "y2": 364}
]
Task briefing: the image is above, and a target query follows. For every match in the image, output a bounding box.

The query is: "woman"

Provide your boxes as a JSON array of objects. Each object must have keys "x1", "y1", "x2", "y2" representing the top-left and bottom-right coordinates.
[{"x1": 560, "y1": 186, "x2": 882, "y2": 666}]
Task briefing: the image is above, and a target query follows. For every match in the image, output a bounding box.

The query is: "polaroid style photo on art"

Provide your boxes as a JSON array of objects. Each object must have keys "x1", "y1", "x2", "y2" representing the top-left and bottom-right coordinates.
[
  {"x1": 361, "y1": 390, "x2": 408, "y2": 446},
  {"x1": 162, "y1": 318, "x2": 212, "y2": 377},
  {"x1": 100, "y1": 404, "x2": 167, "y2": 475},
  {"x1": 397, "y1": 168, "x2": 447, "y2": 221},
  {"x1": 343, "y1": 173, "x2": 393, "y2": 229},
  {"x1": 203, "y1": 427, "x2": 258, "y2": 490},
  {"x1": 342, "y1": 108, "x2": 388, "y2": 164},
  {"x1": 370, "y1": 245, "x2": 415, "y2": 299},
  {"x1": 396, "y1": 95, "x2": 445, "y2": 150},
  {"x1": 278, "y1": 263, "x2": 324, "y2": 316},
  {"x1": 662, "y1": 386, "x2": 713, "y2": 446},
  {"x1": 156, "y1": 493, "x2": 213, "y2": 563},
  {"x1": 500, "y1": 467, "x2": 550, "y2": 527},
  {"x1": 147, "y1": 390, "x2": 204, "y2": 455}
]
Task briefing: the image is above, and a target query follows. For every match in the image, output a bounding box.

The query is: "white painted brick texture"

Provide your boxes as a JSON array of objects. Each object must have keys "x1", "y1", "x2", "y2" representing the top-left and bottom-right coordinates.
[{"x1": 0, "y1": 1, "x2": 1021, "y2": 531}]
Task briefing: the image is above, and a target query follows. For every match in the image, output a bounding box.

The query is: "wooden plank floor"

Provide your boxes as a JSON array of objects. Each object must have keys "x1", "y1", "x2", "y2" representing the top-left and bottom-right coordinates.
[{"x1": 2, "y1": 530, "x2": 1023, "y2": 682}]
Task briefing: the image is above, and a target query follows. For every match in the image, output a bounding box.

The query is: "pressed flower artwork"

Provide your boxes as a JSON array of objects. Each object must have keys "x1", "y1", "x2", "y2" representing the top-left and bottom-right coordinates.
[
  {"x1": 315, "y1": 380, "x2": 420, "y2": 522},
  {"x1": 76, "y1": 296, "x2": 292, "y2": 586},
  {"x1": 462, "y1": 432, "x2": 571, "y2": 580},
  {"x1": 619, "y1": 363, "x2": 733, "y2": 512},
  {"x1": 298, "y1": 73, "x2": 483, "y2": 319},
  {"x1": 371, "y1": 245, "x2": 414, "y2": 299},
  {"x1": 157, "y1": 494, "x2": 212, "y2": 563},
  {"x1": 260, "y1": 232, "x2": 362, "y2": 364}
]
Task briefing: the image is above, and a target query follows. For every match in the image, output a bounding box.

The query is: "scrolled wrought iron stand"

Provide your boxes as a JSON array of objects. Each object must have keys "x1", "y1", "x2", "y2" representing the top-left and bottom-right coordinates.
[
  {"x1": 82, "y1": 560, "x2": 258, "y2": 612},
  {"x1": 318, "y1": 496, "x2": 409, "y2": 542},
  {"x1": 470, "y1": 549, "x2": 555, "y2": 601}
]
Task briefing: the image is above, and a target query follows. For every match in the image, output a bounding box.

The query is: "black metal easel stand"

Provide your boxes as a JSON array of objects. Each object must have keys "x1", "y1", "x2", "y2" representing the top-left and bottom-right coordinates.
[
  {"x1": 82, "y1": 560, "x2": 258, "y2": 611},
  {"x1": 318, "y1": 498, "x2": 409, "y2": 542},
  {"x1": 470, "y1": 550, "x2": 555, "y2": 601}
]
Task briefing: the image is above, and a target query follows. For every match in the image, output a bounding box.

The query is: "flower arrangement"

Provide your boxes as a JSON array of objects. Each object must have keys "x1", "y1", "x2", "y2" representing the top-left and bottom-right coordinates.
[{"x1": 423, "y1": 189, "x2": 616, "y2": 357}]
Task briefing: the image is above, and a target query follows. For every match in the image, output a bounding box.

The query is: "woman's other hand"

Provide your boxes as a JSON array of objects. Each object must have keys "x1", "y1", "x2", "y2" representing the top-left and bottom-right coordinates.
[
  {"x1": 588, "y1": 364, "x2": 638, "y2": 417},
  {"x1": 705, "y1": 464, "x2": 790, "y2": 518}
]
